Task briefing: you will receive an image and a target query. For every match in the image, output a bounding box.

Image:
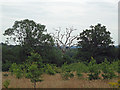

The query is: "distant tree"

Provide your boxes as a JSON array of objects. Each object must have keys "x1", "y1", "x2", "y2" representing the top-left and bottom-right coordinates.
[
  {"x1": 3, "y1": 19, "x2": 54, "y2": 47},
  {"x1": 52, "y1": 27, "x2": 78, "y2": 53},
  {"x1": 2, "y1": 43, "x2": 21, "y2": 71},
  {"x1": 3, "y1": 19, "x2": 54, "y2": 61},
  {"x1": 77, "y1": 23, "x2": 114, "y2": 63}
]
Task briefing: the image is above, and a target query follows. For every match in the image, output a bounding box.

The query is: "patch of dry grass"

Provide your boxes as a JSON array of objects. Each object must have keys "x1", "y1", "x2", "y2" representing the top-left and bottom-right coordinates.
[{"x1": 2, "y1": 72, "x2": 118, "y2": 88}]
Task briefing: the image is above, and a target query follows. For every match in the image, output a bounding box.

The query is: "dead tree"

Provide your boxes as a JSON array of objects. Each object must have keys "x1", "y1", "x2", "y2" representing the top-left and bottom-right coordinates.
[{"x1": 51, "y1": 27, "x2": 78, "y2": 53}]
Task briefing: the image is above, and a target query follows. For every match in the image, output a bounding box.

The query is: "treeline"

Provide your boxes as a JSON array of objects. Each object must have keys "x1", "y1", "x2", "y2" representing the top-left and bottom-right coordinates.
[
  {"x1": 1, "y1": 19, "x2": 120, "y2": 71},
  {"x1": 2, "y1": 43, "x2": 79, "y2": 71}
]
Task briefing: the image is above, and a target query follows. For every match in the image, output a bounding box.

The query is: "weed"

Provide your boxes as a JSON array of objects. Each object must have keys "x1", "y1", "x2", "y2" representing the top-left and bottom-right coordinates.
[
  {"x1": 3, "y1": 79, "x2": 10, "y2": 88},
  {"x1": 76, "y1": 71, "x2": 83, "y2": 79},
  {"x1": 61, "y1": 71, "x2": 74, "y2": 80}
]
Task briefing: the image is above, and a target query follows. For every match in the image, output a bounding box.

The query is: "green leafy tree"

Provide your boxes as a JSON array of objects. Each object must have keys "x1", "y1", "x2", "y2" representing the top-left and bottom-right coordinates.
[
  {"x1": 3, "y1": 19, "x2": 54, "y2": 61},
  {"x1": 77, "y1": 23, "x2": 114, "y2": 63},
  {"x1": 3, "y1": 80, "x2": 10, "y2": 88},
  {"x1": 23, "y1": 52, "x2": 44, "y2": 88},
  {"x1": 9, "y1": 52, "x2": 44, "y2": 88},
  {"x1": 25, "y1": 64, "x2": 43, "y2": 88},
  {"x1": 3, "y1": 19, "x2": 54, "y2": 47}
]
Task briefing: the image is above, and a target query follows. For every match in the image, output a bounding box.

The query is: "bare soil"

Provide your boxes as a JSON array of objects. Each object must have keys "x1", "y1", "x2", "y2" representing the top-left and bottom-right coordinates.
[{"x1": 2, "y1": 72, "x2": 118, "y2": 88}]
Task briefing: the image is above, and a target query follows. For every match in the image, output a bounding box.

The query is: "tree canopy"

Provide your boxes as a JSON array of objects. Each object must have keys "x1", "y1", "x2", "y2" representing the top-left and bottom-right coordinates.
[
  {"x1": 3, "y1": 19, "x2": 54, "y2": 47},
  {"x1": 77, "y1": 23, "x2": 114, "y2": 63},
  {"x1": 3, "y1": 19, "x2": 54, "y2": 61}
]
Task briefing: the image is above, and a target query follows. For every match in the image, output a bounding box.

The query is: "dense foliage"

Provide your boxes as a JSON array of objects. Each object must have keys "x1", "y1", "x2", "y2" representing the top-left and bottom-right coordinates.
[
  {"x1": 2, "y1": 22, "x2": 120, "y2": 71},
  {"x1": 77, "y1": 24, "x2": 116, "y2": 63},
  {"x1": 2, "y1": 19, "x2": 120, "y2": 86},
  {"x1": 3, "y1": 19, "x2": 54, "y2": 63}
]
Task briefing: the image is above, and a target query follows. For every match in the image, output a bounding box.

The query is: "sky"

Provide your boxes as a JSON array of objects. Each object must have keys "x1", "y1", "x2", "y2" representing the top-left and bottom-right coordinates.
[{"x1": 0, "y1": 0, "x2": 119, "y2": 45}]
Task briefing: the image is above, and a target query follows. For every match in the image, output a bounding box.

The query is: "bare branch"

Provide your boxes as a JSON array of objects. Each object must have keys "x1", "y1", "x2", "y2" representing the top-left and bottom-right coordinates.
[{"x1": 52, "y1": 27, "x2": 78, "y2": 53}]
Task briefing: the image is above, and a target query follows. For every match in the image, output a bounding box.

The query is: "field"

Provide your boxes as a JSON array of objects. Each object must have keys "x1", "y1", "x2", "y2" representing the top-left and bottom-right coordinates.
[{"x1": 2, "y1": 72, "x2": 119, "y2": 88}]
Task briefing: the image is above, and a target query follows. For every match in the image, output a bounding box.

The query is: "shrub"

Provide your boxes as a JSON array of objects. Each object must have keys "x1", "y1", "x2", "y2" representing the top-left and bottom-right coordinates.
[
  {"x1": 69, "y1": 73, "x2": 74, "y2": 78},
  {"x1": 61, "y1": 63, "x2": 75, "y2": 80},
  {"x1": 68, "y1": 62, "x2": 89, "y2": 73},
  {"x1": 50, "y1": 64, "x2": 62, "y2": 73},
  {"x1": 76, "y1": 71, "x2": 83, "y2": 79},
  {"x1": 88, "y1": 72, "x2": 100, "y2": 80},
  {"x1": 44, "y1": 64, "x2": 56, "y2": 75},
  {"x1": 110, "y1": 60, "x2": 119, "y2": 72},
  {"x1": 61, "y1": 62, "x2": 71, "y2": 72},
  {"x1": 101, "y1": 59, "x2": 116, "y2": 79},
  {"x1": 61, "y1": 72, "x2": 74, "y2": 80},
  {"x1": 9, "y1": 63, "x2": 23, "y2": 79},
  {"x1": 88, "y1": 57, "x2": 101, "y2": 80},
  {"x1": 61, "y1": 72, "x2": 70, "y2": 80},
  {"x1": 3, "y1": 80, "x2": 10, "y2": 88},
  {"x1": 9, "y1": 63, "x2": 18, "y2": 75},
  {"x1": 55, "y1": 68, "x2": 62, "y2": 73}
]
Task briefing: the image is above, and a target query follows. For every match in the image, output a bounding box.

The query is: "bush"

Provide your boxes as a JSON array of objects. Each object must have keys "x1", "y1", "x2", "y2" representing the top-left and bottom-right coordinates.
[
  {"x1": 61, "y1": 62, "x2": 71, "y2": 72},
  {"x1": 50, "y1": 64, "x2": 62, "y2": 73},
  {"x1": 69, "y1": 73, "x2": 74, "y2": 78},
  {"x1": 61, "y1": 63, "x2": 75, "y2": 80},
  {"x1": 68, "y1": 62, "x2": 89, "y2": 73},
  {"x1": 9, "y1": 63, "x2": 18, "y2": 75},
  {"x1": 61, "y1": 72, "x2": 74, "y2": 80},
  {"x1": 44, "y1": 64, "x2": 56, "y2": 75},
  {"x1": 3, "y1": 80, "x2": 10, "y2": 88},
  {"x1": 62, "y1": 54, "x2": 74, "y2": 64},
  {"x1": 76, "y1": 71, "x2": 83, "y2": 79},
  {"x1": 88, "y1": 72, "x2": 100, "y2": 80},
  {"x1": 110, "y1": 60, "x2": 119, "y2": 72},
  {"x1": 88, "y1": 57, "x2": 101, "y2": 80},
  {"x1": 61, "y1": 72, "x2": 70, "y2": 80},
  {"x1": 55, "y1": 68, "x2": 62, "y2": 73},
  {"x1": 9, "y1": 63, "x2": 23, "y2": 79},
  {"x1": 101, "y1": 59, "x2": 116, "y2": 79}
]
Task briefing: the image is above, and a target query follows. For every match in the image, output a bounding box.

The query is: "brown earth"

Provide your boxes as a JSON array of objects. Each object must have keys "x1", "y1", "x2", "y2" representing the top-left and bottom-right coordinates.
[{"x1": 2, "y1": 72, "x2": 118, "y2": 88}]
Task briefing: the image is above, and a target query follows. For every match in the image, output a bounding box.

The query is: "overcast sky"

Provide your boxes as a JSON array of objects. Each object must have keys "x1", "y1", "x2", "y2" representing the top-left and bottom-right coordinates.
[{"x1": 0, "y1": 0, "x2": 119, "y2": 45}]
